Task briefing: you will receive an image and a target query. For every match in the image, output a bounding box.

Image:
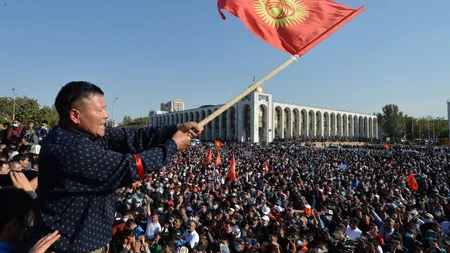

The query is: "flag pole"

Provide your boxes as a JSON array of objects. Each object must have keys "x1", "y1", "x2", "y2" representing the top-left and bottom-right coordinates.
[
  {"x1": 198, "y1": 55, "x2": 299, "y2": 128},
  {"x1": 198, "y1": 6, "x2": 365, "y2": 128}
]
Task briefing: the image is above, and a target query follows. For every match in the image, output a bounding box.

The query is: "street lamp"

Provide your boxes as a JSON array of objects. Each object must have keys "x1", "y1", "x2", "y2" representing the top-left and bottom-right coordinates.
[
  {"x1": 12, "y1": 88, "x2": 17, "y2": 121},
  {"x1": 111, "y1": 97, "x2": 118, "y2": 127}
]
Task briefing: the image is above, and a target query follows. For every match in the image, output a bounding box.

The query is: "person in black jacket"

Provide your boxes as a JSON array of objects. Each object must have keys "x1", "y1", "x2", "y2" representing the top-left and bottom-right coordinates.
[{"x1": 26, "y1": 81, "x2": 202, "y2": 253}]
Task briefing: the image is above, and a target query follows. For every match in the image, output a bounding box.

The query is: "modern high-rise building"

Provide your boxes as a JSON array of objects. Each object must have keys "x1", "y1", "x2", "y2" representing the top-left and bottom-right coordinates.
[{"x1": 160, "y1": 99, "x2": 184, "y2": 112}]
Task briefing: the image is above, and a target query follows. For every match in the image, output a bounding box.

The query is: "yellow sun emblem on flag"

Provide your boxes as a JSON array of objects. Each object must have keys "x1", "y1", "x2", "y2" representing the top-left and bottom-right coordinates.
[{"x1": 254, "y1": 0, "x2": 309, "y2": 29}]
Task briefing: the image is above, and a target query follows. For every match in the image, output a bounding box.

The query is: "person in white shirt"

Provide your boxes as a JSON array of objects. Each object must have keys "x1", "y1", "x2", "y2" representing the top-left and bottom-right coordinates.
[
  {"x1": 345, "y1": 217, "x2": 363, "y2": 241},
  {"x1": 180, "y1": 220, "x2": 200, "y2": 248},
  {"x1": 145, "y1": 213, "x2": 161, "y2": 240}
]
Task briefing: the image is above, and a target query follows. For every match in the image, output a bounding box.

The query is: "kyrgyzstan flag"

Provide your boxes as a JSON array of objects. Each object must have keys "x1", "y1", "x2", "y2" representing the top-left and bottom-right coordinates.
[
  {"x1": 384, "y1": 143, "x2": 390, "y2": 150},
  {"x1": 215, "y1": 140, "x2": 223, "y2": 148},
  {"x1": 227, "y1": 154, "x2": 237, "y2": 181},
  {"x1": 215, "y1": 151, "x2": 222, "y2": 167},
  {"x1": 204, "y1": 149, "x2": 213, "y2": 165},
  {"x1": 406, "y1": 172, "x2": 419, "y2": 191},
  {"x1": 218, "y1": 0, "x2": 364, "y2": 55}
]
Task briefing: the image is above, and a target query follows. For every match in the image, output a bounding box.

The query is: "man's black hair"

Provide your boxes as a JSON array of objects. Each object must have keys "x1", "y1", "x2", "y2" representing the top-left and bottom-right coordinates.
[
  {"x1": 54, "y1": 81, "x2": 104, "y2": 118},
  {"x1": 0, "y1": 160, "x2": 8, "y2": 168},
  {"x1": 0, "y1": 188, "x2": 33, "y2": 231},
  {"x1": 12, "y1": 153, "x2": 27, "y2": 163},
  {"x1": 125, "y1": 219, "x2": 136, "y2": 227}
]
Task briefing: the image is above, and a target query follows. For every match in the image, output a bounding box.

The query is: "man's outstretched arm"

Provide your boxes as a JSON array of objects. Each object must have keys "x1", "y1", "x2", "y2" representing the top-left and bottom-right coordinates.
[{"x1": 104, "y1": 122, "x2": 202, "y2": 153}]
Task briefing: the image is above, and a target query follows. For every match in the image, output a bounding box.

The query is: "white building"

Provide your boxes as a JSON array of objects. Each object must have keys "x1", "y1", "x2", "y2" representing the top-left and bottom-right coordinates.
[
  {"x1": 148, "y1": 87, "x2": 378, "y2": 143},
  {"x1": 160, "y1": 99, "x2": 184, "y2": 112}
]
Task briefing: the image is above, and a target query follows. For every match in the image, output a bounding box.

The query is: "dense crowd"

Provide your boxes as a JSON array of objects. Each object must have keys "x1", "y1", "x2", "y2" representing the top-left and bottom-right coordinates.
[{"x1": 1, "y1": 119, "x2": 450, "y2": 253}]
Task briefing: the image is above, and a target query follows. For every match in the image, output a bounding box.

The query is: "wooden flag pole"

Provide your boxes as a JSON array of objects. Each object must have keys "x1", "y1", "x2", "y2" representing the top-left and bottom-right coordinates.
[{"x1": 198, "y1": 55, "x2": 299, "y2": 128}]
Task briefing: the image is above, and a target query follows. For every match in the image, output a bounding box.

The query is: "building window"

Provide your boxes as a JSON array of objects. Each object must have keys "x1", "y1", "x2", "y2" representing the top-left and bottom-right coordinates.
[{"x1": 259, "y1": 95, "x2": 268, "y2": 102}]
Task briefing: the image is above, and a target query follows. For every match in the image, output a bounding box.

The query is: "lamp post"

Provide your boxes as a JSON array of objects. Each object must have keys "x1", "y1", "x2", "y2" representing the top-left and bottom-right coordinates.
[
  {"x1": 111, "y1": 97, "x2": 118, "y2": 127},
  {"x1": 12, "y1": 88, "x2": 17, "y2": 121}
]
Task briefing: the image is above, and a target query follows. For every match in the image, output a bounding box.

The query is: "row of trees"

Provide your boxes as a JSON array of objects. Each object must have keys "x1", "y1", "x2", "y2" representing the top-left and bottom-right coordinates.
[
  {"x1": 0, "y1": 96, "x2": 59, "y2": 126},
  {"x1": 115, "y1": 116, "x2": 149, "y2": 127},
  {"x1": 0, "y1": 96, "x2": 149, "y2": 128},
  {"x1": 1, "y1": 97, "x2": 447, "y2": 141},
  {"x1": 377, "y1": 104, "x2": 449, "y2": 141}
]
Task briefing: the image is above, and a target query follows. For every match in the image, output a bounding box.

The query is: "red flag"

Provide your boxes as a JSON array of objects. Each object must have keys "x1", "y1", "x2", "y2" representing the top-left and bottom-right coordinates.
[
  {"x1": 218, "y1": 0, "x2": 365, "y2": 55},
  {"x1": 204, "y1": 149, "x2": 212, "y2": 164},
  {"x1": 227, "y1": 154, "x2": 237, "y2": 181},
  {"x1": 389, "y1": 161, "x2": 393, "y2": 167},
  {"x1": 214, "y1": 140, "x2": 223, "y2": 148},
  {"x1": 406, "y1": 172, "x2": 418, "y2": 191},
  {"x1": 305, "y1": 204, "x2": 313, "y2": 217},
  {"x1": 215, "y1": 151, "x2": 222, "y2": 167},
  {"x1": 384, "y1": 143, "x2": 389, "y2": 150},
  {"x1": 264, "y1": 162, "x2": 269, "y2": 173}
]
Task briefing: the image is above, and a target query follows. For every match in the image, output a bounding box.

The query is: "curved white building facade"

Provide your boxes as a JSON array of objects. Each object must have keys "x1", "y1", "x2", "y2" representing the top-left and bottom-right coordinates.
[{"x1": 148, "y1": 89, "x2": 378, "y2": 143}]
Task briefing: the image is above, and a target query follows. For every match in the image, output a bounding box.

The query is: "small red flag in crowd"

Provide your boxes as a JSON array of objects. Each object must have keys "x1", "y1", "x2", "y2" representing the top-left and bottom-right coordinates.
[
  {"x1": 227, "y1": 154, "x2": 237, "y2": 181},
  {"x1": 218, "y1": 0, "x2": 365, "y2": 55},
  {"x1": 214, "y1": 140, "x2": 223, "y2": 148},
  {"x1": 305, "y1": 204, "x2": 313, "y2": 217},
  {"x1": 406, "y1": 171, "x2": 419, "y2": 191},
  {"x1": 204, "y1": 149, "x2": 212, "y2": 164},
  {"x1": 384, "y1": 143, "x2": 389, "y2": 150},
  {"x1": 215, "y1": 151, "x2": 222, "y2": 167},
  {"x1": 264, "y1": 162, "x2": 269, "y2": 174}
]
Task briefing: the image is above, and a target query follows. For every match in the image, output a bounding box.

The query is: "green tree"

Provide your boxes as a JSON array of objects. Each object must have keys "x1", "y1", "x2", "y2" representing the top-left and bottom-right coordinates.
[
  {"x1": 0, "y1": 96, "x2": 59, "y2": 127},
  {"x1": 119, "y1": 116, "x2": 149, "y2": 127},
  {"x1": 0, "y1": 97, "x2": 14, "y2": 122},
  {"x1": 131, "y1": 117, "x2": 149, "y2": 126},
  {"x1": 377, "y1": 104, "x2": 405, "y2": 141},
  {"x1": 120, "y1": 116, "x2": 133, "y2": 126},
  {"x1": 405, "y1": 116, "x2": 417, "y2": 140},
  {"x1": 416, "y1": 117, "x2": 429, "y2": 139},
  {"x1": 0, "y1": 96, "x2": 41, "y2": 124},
  {"x1": 38, "y1": 106, "x2": 59, "y2": 127}
]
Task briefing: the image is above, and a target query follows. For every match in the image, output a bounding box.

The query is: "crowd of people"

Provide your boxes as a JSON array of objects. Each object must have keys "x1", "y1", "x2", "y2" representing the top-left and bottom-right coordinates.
[{"x1": 1, "y1": 115, "x2": 450, "y2": 252}]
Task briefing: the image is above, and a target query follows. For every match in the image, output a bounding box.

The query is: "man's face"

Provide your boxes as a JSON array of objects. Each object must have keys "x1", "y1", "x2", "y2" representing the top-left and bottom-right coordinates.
[
  {"x1": 188, "y1": 222, "x2": 196, "y2": 232},
  {"x1": 0, "y1": 163, "x2": 9, "y2": 174},
  {"x1": 19, "y1": 158, "x2": 29, "y2": 169},
  {"x1": 12, "y1": 120, "x2": 20, "y2": 128},
  {"x1": 72, "y1": 95, "x2": 108, "y2": 137},
  {"x1": 10, "y1": 163, "x2": 22, "y2": 172}
]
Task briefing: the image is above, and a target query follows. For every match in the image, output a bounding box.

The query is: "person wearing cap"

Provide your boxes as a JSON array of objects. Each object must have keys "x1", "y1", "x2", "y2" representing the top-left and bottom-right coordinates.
[
  {"x1": 420, "y1": 213, "x2": 436, "y2": 236},
  {"x1": 402, "y1": 226, "x2": 421, "y2": 253},
  {"x1": 321, "y1": 210, "x2": 337, "y2": 233},
  {"x1": 26, "y1": 82, "x2": 202, "y2": 253}
]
